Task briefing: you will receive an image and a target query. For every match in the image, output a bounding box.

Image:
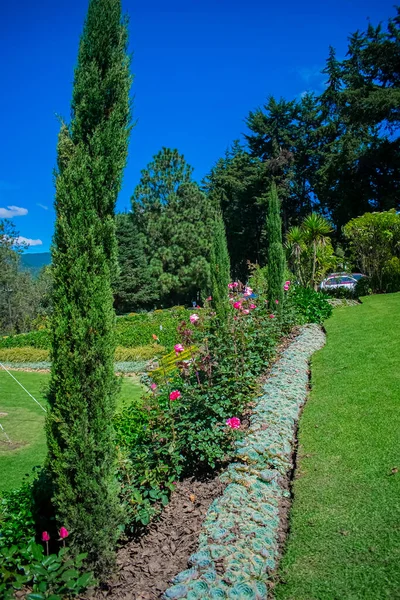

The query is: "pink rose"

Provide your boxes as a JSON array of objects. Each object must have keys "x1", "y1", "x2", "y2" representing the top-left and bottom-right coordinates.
[
  {"x1": 41, "y1": 531, "x2": 50, "y2": 542},
  {"x1": 242, "y1": 309, "x2": 250, "y2": 315},
  {"x1": 206, "y1": 296, "x2": 212, "y2": 301},
  {"x1": 226, "y1": 417, "x2": 241, "y2": 429},
  {"x1": 59, "y1": 527, "x2": 69, "y2": 539},
  {"x1": 174, "y1": 343, "x2": 184, "y2": 354},
  {"x1": 232, "y1": 282, "x2": 239, "y2": 288},
  {"x1": 233, "y1": 301, "x2": 242, "y2": 310},
  {"x1": 269, "y1": 314, "x2": 275, "y2": 319},
  {"x1": 169, "y1": 390, "x2": 181, "y2": 401},
  {"x1": 150, "y1": 382, "x2": 157, "y2": 391},
  {"x1": 190, "y1": 314, "x2": 199, "y2": 324},
  {"x1": 244, "y1": 286, "x2": 253, "y2": 296},
  {"x1": 228, "y1": 283, "x2": 234, "y2": 289},
  {"x1": 249, "y1": 303, "x2": 256, "y2": 310},
  {"x1": 285, "y1": 280, "x2": 291, "y2": 285},
  {"x1": 275, "y1": 299, "x2": 279, "y2": 304}
]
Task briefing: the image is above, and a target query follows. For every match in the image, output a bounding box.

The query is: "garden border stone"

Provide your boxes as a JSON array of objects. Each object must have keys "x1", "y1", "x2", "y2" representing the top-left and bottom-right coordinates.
[{"x1": 163, "y1": 323, "x2": 326, "y2": 600}]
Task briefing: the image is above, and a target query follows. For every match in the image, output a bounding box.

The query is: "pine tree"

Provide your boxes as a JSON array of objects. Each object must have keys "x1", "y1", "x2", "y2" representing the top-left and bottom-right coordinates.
[
  {"x1": 132, "y1": 149, "x2": 214, "y2": 304},
  {"x1": 210, "y1": 211, "x2": 231, "y2": 320},
  {"x1": 114, "y1": 213, "x2": 157, "y2": 312},
  {"x1": 46, "y1": 0, "x2": 132, "y2": 576},
  {"x1": 266, "y1": 182, "x2": 285, "y2": 309}
]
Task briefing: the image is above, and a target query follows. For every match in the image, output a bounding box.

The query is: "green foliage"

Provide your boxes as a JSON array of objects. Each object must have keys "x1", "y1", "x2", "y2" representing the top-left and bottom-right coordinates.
[
  {"x1": 46, "y1": 0, "x2": 132, "y2": 576},
  {"x1": 266, "y1": 182, "x2": 285, "y2": 309},
  {"x1": 132, "y1": 148, "x2": 215, "y2": 305},
  {"x1": 210, "y1": 212, "x2": 231, "y2": 320},
  {"x1": 114, "y1": 213, "x2": 158, "y2": 313},
  {"x1": 343, "y1": 210, "x2": 400, "y2": 293},
  {"x1": 286, "y1": 213, "x2": 335, "y2": 288},
  {"x1": 0, "y1": 347, "x2": 50, "y2": 362},
  {"x1": 290, "y1": 286, "x2": 333, "y2": 324},
  {"x1": 0, "y1": 541, "x2": 95, "y2": 600},
  {"x1": 0, "y1": 308, "x2": 190, "y2": 353}
]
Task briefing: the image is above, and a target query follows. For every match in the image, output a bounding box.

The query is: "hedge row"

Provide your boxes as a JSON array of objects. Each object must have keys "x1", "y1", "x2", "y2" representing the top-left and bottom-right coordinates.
[{"x1": 0, "y1": 307, "x2": 191, "y2": 352}]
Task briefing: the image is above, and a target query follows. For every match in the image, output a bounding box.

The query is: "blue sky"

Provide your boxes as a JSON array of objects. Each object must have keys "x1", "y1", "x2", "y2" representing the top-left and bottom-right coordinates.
[{"x1": 0, "y1": 0, "x2": 396, "y2": 252}]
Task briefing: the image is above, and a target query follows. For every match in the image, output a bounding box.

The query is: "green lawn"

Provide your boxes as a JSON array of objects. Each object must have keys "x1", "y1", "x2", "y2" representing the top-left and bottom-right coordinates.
[
  {"x1": 0, "y1": 371, "x2": 143, "y2": 493},
  {"x1": 276, "y1": 294, "x2": 400, "y2": 600}
]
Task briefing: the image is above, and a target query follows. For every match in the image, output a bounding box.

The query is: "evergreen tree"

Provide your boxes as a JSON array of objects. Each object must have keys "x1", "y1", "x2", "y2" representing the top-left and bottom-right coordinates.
[
  {"x1": 114, "y1": 213, "x2": 157, "y2": 312},
  {"x1": 132, "y1": 149, "x2": 214, "y2": 305},
  {"x1": 46, "y1": 0, "x2": 131, "y2": 576},
  {"x1": 266, "y1": 182, "x2": 285, "y2": 309},
  {"x1": 210, "y1": 211, "x2": 231, "y2": 320}
]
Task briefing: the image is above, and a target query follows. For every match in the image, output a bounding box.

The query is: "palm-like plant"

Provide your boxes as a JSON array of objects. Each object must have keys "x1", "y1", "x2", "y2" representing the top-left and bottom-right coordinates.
[
  {"x1": 285, "y1": 225, "x2": 306, "y2": 285},
  {"x1": 302, "y1": 213, "x2": 333, "y2": 289}
]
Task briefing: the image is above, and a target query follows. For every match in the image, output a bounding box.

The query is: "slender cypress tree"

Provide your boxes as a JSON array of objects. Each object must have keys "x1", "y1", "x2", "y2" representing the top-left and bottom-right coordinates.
[
  {"x1": 210, "y1": 211, "x2": 231, "y2": 319},
  {"x1": 266, "y1": 182, "x2": 285, "y2": 310},
  {"x1": 46, "y1": 0, "x2": 131, "y2": 576}
]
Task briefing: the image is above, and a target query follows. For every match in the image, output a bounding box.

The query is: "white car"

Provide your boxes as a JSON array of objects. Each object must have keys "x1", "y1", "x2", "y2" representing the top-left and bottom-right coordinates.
[{"x1": 320, "y1": 275, "x2": 358, "y2": 291}]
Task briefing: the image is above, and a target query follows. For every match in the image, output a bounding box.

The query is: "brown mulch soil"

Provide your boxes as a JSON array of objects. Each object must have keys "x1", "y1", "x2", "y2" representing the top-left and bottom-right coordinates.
[{"x1": 91, "y1": 475, "x2": 225, "y2": 600}]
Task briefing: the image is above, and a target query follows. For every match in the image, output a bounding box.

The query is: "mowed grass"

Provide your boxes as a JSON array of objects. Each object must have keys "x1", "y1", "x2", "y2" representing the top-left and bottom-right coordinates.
[
  {"x1": 276, "y1": 294, "x2": 400, "y2": 600},
  {"x1": 0, "y1": 371, "x2": 144, "y2": 493}
]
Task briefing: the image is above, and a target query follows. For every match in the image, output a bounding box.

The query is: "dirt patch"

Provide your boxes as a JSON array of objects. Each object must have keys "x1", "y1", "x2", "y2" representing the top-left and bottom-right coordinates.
[
  {"x1": 0, "y1": 412, "x2": 8, "y2": 417},
  {"x1": 92, "y1": 475, "x2": 225, "y2": 599}
]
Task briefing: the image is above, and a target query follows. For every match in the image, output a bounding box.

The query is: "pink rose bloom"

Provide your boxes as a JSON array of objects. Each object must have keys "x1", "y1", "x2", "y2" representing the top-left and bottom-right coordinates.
[
  {"x1": 174, "y1": 343, "x2": 184, "y2": 354},
  {"x1": 242, "y1": 309, "x2": 250, "y2": 315},
  {"x1": 232, "y1": 282, "x2": 239, "y2": 288},
  {"x1": 269, "y1": 314, "x2": 275, "y2": 319},
  {"x1": 206, "y1": 296, "x2": 212, "y2": 301},
  {"x1": 233, "y1": 301, "x2": 242, "y2": 310},
  {"x1": 244, "y1": 286, "x2": 253, "y2": 296},
  {"x1": 190, "y1": 314, "x2": 199, "y2": 324},
  {"x1": 284, "y1": 286, "x2": 289, "y2": 292},
  {"x1": 228, "y1": 283, "x2": 234, "y2": 289},
  {"x1": 150, "y1": 383, "x2": 157, "y2": 391},
  {"x1": 285, "y1": 280, "x2": 291, "y2": 285},
  {"x1": 59, "y1": 527, "x2": 69, "y2": 539},
  {"x1": 275, "y1": 299, "x2": 279, "y2": 304},
  {"x1": 249, "y1": 303, "x2": 256, "y2": 310},
  {"x1": 226, "y1": 417, "x2": 241, "y2": 429},
  {"x1": 41, "y1": 531, "x2": 50, "y2": 542},
  {"x1": 169, "y1": 390, "x2": 181, "y2": 401}
]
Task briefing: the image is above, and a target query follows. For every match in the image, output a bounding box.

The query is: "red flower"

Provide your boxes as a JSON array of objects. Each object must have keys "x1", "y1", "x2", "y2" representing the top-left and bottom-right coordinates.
[
  {"x1": 269, "y1": 314, "x2": 275, "y2": 319},
  {"x1": 169, "y1": 390, "x2": 181, "y2": 401},
  {"x1": 174, "y1": 343, "x2": 184, "y2": 354},
  {"x1": 233, "y1": 301, "x2": 242, "y2": 310},
  {"x1": 152, "y1": 334, "x2": 159, "y2": 341},
  {"x1": 41, "y1": 531, "x2": 50, "y2": 542},
  {"x1": 226, "y1": 417, "x2": 241, "y2": 429},
  {"x1": 59, "y1": 527, "x2": 69, "y2": 539}
]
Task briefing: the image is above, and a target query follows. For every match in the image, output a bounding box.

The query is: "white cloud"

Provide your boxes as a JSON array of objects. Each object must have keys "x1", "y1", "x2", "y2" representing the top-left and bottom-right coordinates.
[
  {"x1": 37, "y1": 203, "x2": 49, "y2": 211},
  {"x1": 16, "y1": 236, "x2": 43, "y2": 247},
  {"x1": 0, "y1": 205, "x2": 28, "y2": 218}
]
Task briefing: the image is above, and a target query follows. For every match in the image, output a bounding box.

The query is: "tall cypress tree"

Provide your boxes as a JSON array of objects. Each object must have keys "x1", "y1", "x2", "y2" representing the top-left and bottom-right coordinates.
[
  {"x1": 266, "y1": 182, "x2": 285, "y2": 310},
  {"x1": 46, "y1": 0, "x2": 131, "y2": 575},
  {"x1": 210, "y1": 211, "x2": 231, "y2": 319}
]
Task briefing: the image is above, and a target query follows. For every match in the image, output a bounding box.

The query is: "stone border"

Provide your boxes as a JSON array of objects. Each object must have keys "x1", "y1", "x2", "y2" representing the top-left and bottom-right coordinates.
[{"x1": 163, "y1": 324, "x2": 326, "y2": 600}]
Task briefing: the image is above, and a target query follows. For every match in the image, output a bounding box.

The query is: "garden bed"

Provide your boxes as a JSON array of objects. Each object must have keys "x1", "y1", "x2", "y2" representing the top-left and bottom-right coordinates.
[{"x1": 90, "y1": 324, "x2": 325, "y2": 599}]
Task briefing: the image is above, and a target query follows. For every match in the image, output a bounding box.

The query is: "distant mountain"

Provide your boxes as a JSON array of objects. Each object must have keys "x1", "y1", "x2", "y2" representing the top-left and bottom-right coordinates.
[{"x1": 20, "y1": 252, "x2": 51, "y2": 277}]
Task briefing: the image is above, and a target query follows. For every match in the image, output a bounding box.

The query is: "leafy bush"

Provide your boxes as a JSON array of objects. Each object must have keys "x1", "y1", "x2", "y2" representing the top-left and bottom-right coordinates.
[
  {"x1": 0, "y1": 541, "x2": 95, "y2": 600},
  {"x1": 0, "y1": 307, "x2": 191, "y2": 353},
  {"x1": 0, "y1": 347, "x2": 50, "y2": 362},
  {"x1": 344, "y1": 210, "x2": 400, "y2": 293},
  {"x1": 290, "y1": 286, "x2": 332, "y2": 324},
  {"x1": 114, "y1": 344, "x2": 165, "y2": 362}
]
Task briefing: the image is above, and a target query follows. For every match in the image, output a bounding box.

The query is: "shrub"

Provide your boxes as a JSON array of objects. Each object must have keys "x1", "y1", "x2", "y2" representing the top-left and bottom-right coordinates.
[
  {"x1": 344, "y1": 210, "x2": 400, "y2": 293},
  {"x1": 290, "y1": 286, "x2": 332, "y2": 324},
  {"x1": 0, "y1": 347, "x2": 50, "y2": 363},
  {"x1": 114, "y1": 344, "x2": 165, "y2": 362}
]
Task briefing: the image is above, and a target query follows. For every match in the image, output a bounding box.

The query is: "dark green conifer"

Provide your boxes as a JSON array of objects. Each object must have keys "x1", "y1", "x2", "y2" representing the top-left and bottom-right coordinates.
[
  {"x1": 46, "y1": 0, "x2": 132, "y2": 576},
  {"x1": 266, "y1": 182, "x2": 285, "y2": 310},
  {"x1": 210, "y1": 211, "x2": 231, "y2": 319}
]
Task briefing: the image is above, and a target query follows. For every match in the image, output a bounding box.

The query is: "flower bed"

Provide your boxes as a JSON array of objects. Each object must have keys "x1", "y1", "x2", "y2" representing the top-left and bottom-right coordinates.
[{"x1": 164, "y1": 324, "x2": 325, "y2": 600}]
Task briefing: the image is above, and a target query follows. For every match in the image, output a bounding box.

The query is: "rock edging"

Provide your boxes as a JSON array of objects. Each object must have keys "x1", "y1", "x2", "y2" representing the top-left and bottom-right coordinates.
[{"x1": 163, "y1": 323, "x2": 326, "y2": 600}]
